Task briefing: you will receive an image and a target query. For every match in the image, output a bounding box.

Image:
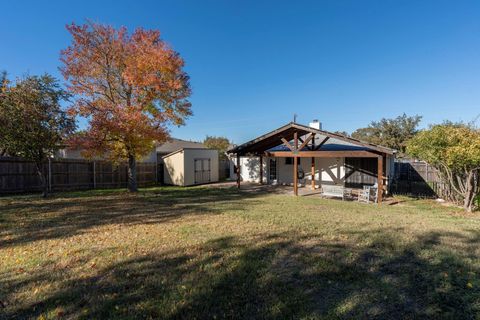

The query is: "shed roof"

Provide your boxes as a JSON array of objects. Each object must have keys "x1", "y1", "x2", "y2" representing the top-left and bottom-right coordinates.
[
  {"x1": 162, "y1": 148, "x2": 218, "y2": 159},
  {"x1": 228, "y1": 122, "x2": 395, "y2": 155},
  {"x1": 156, "y1": 138, "x2": 206, "y2": 154}
]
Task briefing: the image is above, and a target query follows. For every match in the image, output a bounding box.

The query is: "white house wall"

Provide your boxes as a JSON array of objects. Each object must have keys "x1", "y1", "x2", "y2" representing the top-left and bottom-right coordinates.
[
  {"x1": 316, "y1": 158, "x2": 346, "y2": 186},
  {"x1": 239, "y1": 157, "x2": 267, "y2": 183},
  {"x1": 240, "y1": 156, "x2": 346, "y2": 186}
]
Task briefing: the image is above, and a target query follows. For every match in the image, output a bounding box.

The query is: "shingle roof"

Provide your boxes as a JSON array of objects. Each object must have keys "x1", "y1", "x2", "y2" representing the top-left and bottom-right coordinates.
[{"x1": 156, "y1": 138, "x2": 206, "y2": 154}]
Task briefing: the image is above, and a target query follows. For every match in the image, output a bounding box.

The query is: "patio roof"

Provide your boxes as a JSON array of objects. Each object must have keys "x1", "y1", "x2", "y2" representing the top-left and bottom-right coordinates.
[
  {"x1": 228, "y1": 122, "x2": 395, "y2": 156},
  {"x1": 228, "y1": 122, "x2": 392, "y2": 203}
]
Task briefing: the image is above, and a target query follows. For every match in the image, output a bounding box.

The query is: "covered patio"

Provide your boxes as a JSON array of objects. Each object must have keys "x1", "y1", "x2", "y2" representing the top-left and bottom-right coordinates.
[{"x1": 228, "y1": 122, "x2": 396, "y2": 204}]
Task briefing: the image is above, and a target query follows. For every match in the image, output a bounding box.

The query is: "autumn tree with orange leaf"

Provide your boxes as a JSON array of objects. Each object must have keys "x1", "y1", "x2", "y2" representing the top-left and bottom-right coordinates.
[{"x1": 61, "y1": 22, "x2": 192, "y2": 191}]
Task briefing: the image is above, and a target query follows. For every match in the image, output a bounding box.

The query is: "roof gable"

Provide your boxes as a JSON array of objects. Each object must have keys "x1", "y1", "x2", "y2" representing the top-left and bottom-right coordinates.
[{"x1": 228, "y1": 122, "x2": 395, "y2": 155}]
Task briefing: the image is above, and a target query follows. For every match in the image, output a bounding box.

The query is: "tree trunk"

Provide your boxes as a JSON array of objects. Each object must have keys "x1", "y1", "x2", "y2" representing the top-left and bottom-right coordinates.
[
  {"x1": 35, "y1": 161, "x2": 48, "y2": 198},
  {"x1": 463, "y1": 171, "x2": 476, "y2": 212},
  {"x1": 464, "y1": 192, "x2": 476, "y2": 212},
  {"x1": 127, "y1": 154, "x2": 138, "y2": 192}
]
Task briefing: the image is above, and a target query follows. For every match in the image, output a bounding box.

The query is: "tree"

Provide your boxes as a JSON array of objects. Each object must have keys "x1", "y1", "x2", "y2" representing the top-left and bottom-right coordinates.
[
  {"x1": 61, "y1": 22, "x2": 192, "y2": 192},
  {"x1": 0, "y1": 74, "x2": 75, "y2": 197},
  {"x1": 407, "y1": 123, "x2": 480, "y2": 212},
  {"x1": 333, "y1": 131, "x2": 350, "y2": 137},
  {"x1": 203, "y1": 136, "x2": 231, "y2": 160},
  {"x1": 0, "y1": 71, "x2": 8, "y2": 156},
  {"x1": 351, "y1": 113, "x2": 422, "y2": 154}
]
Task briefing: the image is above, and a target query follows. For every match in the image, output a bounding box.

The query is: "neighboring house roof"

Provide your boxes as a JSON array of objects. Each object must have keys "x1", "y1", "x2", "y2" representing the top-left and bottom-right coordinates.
[
  {"x1": 161, "y1": 147, "x2": 217, "y2": 159},
  {"x1": 228, "y1": 122, "x2": 396, "y2": 155},
  {"x1": 156, "y1": 138, "x2": 206, "y2": 154},
  {"x1": 56, "y1": 138, "x2": 206, "y2": 160}
]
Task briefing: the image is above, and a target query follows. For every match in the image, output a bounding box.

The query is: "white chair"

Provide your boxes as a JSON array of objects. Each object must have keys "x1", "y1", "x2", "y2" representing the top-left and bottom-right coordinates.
[
  {"x1": 358, "y1": 186, "x2": 371, "y2": 204},
  {"x1": 358, "y1": 185, "x2": 378, "y2": 204}
]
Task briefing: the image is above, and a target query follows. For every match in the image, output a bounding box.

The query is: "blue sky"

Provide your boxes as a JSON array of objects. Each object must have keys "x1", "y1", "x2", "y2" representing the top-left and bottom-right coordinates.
[{"x1": 1, "y1": 0, "x2": 480, "y2": 143}]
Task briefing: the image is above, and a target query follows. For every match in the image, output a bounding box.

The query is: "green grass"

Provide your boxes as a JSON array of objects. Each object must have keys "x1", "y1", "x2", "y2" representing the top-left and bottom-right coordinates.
[{"x1": 0, "y1": 186, "x2": 479, "y2": 319}]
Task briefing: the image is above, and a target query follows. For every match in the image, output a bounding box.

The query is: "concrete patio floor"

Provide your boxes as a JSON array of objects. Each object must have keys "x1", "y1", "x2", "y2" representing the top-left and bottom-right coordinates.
[{"x1": 207, "y1": 181, "x2": 396, "y2": 204}]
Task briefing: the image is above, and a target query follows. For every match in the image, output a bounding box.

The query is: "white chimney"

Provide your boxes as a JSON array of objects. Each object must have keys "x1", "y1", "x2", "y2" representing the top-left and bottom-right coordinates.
[{"x1": 309, "y1": 119, "x2": 322, "y2": 130}]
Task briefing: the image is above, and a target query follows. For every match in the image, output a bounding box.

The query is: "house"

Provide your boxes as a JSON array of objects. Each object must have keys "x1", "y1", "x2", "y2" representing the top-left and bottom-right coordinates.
[{"x1": 228, "y1": 120, "x2": 396, "y2": 203}]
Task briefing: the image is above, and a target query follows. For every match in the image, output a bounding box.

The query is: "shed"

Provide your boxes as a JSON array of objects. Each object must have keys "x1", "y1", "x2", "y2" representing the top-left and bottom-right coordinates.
[{"x1": 163, "y1": 148, "x2": 219, "y2": 186}]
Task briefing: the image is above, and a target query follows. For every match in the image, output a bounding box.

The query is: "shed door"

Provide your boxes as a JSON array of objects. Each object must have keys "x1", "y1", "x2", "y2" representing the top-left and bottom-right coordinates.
[{"x1": 194, "y1": 158, "x2": 211, "y2": 184}]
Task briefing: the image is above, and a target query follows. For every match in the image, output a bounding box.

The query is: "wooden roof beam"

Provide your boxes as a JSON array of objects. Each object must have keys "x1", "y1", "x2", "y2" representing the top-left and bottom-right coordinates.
[
  {"x1": 280, "y1": 137, "x2": 295, "y2": 152},
  {"x1": 298, "y1": 133, "x2": 314, "y2": 151},
  {"x1": 265, "y1": 150, "x2": 380, "y2": 158},
  {"x1": 314, "y1": 137, "x2": 329, "y2": 150}
]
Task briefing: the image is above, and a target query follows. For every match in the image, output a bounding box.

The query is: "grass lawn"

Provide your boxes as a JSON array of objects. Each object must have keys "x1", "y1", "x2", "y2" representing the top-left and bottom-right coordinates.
[{"x1": 1, "y1": 186, "x2": 479, "y2": 319}]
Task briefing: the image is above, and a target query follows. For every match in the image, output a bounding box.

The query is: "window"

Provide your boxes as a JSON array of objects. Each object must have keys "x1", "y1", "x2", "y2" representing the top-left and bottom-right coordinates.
[{"x1": 285, "y1": 157, "x2": 300, "y2": 165}]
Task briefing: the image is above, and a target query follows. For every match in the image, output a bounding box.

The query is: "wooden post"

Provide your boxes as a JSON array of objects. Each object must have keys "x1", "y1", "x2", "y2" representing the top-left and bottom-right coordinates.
[
  {"x1": 236, "y1": 154, "x2": 241, "y2": 189},
  {"x1": 259, "y1": 155, "x2": 263, "y2": 184},
  {"x1": 294, "y1": 156, "x2": 298, "y2": 196},
  {"x1": 93, "y1": 161, "x2": 96, "y2": 189},
  {"x1": 425, "y1": 162, "x2": 428, "y2": 181},
  {"x1": 155, "y1": 154, "x2": 158, "y2": 185},
  {"x1": 66, "y1": 161, "x2": 69, "y2": 187},
  {"x1": 311, "y1": 133, "x2": 315, "y2": 190},
  {"x1": 48, "y1": 158, "x2": 52, "y2": 192},
  {"x1": 311, "y1": 157, "x2": 315, "y2": 190},
  {"x1": 293, "y1": 132, "x2": 298, "y2": 196},
  {"x1": 377, "y1": 155, "x2": 383, "y2": 204}
]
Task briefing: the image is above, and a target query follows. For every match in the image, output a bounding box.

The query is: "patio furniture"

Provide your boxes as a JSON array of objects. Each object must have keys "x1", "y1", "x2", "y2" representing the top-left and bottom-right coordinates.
[
  {"x1": 358, "y1": 185, "x2": 378, "y2": 204},
  {"x1": 342, "y1": 188, "x2": 355, "y2": 201},
  {"x1": 321, "y1": 185, "x2": 352, "y2": 201}
]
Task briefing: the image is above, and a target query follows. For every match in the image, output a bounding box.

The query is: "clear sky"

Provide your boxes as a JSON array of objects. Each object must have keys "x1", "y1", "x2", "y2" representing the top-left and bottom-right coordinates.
[{"x1": 1, "y1": 0, "x2": 480, "y2": 144}]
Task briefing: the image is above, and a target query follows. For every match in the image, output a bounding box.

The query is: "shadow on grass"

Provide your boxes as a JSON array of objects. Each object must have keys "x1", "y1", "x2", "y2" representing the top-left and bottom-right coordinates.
[
  {"x1": 2, "y1": 229, "x2": 479, "y2": 319},
  {"x1": 0, "y1": 186, "x2": 265, "y2": 248}
]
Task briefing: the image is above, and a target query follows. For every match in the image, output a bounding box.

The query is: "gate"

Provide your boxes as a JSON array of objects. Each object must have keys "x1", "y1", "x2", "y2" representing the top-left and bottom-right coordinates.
[
  {"x1": 157, "y1": 163, "x2": 164, "y2": 185},
  {"x1": 219, "y1": 159, "x2": 230, "y2": 180}
]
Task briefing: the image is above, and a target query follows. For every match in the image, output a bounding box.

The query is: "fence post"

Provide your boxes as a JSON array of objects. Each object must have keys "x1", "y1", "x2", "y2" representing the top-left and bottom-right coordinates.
[
  {"x1": 425, "y1": 162, "x2": 428, "y2": 181},
  {"x1": 93, "y1": 161, "x2": 96, "y2": 189},
  {"x1": 48, "y1": 157, "x2": 52, "y2": 192},
  {"x1": 155, "y1": 155, "x2": 158, "y2": 185}
]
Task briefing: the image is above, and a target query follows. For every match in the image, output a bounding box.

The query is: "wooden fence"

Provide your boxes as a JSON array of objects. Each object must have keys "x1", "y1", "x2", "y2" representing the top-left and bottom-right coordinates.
[
  {"x1": 4, "y1": 156, "x2": 452, "y2": 198},
  {"x1": 0, "y1": 157, "x2": 158, "y2": 194},
  {"x1": 391, "y1": 161, "x2": 453, "y2": 199}
]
